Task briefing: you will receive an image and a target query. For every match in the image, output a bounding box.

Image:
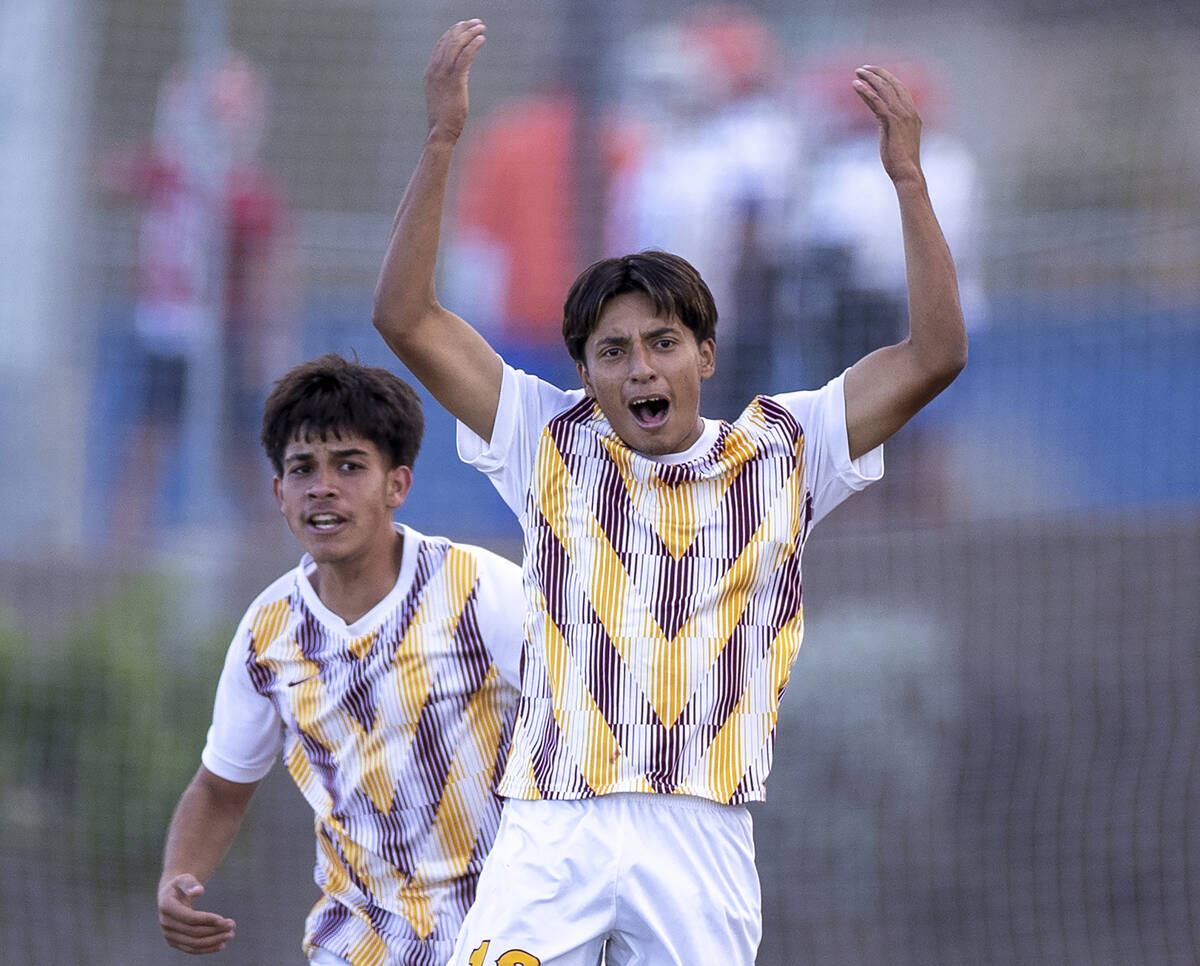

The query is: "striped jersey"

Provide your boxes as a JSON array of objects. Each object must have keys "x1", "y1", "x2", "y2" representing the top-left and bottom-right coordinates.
[
  {"x1": 457, "y1": 365, "x2": 882, "y2": 805},
  {"x1": 201, "y1": 524, "x2": 522, "y2": 966}
]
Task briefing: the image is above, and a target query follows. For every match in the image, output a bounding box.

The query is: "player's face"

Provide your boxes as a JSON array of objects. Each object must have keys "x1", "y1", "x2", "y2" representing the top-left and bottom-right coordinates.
[
  {"x1": 578, "y1": 291, "x2": 715, "y2": 456},
  {"x1": 273, "y1": 432, "x2": 410, "y2": 567}
]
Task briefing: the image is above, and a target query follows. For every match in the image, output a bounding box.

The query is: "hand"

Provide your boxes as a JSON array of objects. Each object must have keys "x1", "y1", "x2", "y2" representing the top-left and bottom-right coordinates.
[
  {"x1": 424, "y1": 19, "x2": 487, "y2": 144},
  {"x1": 158, "y1": 873, "x2": 237, "y2": 955},
  {"x1": 852, "y1": 66, "x2": 924, "y2": 188}
]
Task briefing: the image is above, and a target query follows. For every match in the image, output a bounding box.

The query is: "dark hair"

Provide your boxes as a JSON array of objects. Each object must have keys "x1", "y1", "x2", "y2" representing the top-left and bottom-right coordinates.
[
  {"x1": 562, "y1": 250, "x2": 718, "y2": 363},
  {"x1": 260, "y1": 354, "x2": 424, "y2": 475}
]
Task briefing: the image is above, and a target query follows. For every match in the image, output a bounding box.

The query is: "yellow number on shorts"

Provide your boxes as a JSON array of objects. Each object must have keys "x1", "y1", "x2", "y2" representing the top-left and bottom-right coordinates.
[
  {"x1": 497, "y1": 951, "x2": 540, "y2": 966},
  {"x1": 466, "y1": 940, "x2": 540, "y2": 966}
]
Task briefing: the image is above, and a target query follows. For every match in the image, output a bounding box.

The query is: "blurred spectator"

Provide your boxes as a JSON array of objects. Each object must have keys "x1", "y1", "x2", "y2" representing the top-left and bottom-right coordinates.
[
  {"x1": 607, "y1": 6, "x2": 808, "y2": 416},
  {"x1": 790, "y1": 55, "x2": 986, "y2": 383},
  {"x1": 443, "y1": 90, "x2": 643, "y2": 386},
  {"x1": 98, "y1": 50, "x2": 300, "y2": 547},
  {"x1": 788, "y1": 55, "x2": 985, "y2": 516}
]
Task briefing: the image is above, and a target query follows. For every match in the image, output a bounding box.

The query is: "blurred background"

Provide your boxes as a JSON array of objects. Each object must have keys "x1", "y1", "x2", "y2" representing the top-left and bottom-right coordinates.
[{"x1": 2, "y1": 0, "x2": 1198, "y2": 962}]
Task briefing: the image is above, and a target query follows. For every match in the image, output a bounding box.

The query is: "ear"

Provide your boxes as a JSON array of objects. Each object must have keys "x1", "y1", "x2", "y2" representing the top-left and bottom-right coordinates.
[
  {"x1": 386, "y1": 465, "x2": 413, "y2": 510},
  {"x1": 698, "y1": 338, "x2": 716, "y2": 380},
  {"x1": 577, "y1": 360, "x2": 594, "y2": 397},
  {"x1": 272, "y1": 476, "x2": 285, "y2": 512}
]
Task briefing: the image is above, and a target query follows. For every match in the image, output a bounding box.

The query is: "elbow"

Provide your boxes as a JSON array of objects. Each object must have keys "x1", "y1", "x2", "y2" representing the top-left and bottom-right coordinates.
[
  {"x1": 932, "y1": 308, "x2": 969, "y2": 382},
  {"x1": 370, "y1": 301, "x2": 394, "y2": 339},
  {"x1": 370, "y1": 306, "x2": 406, "y2": 355},
  {"x1": 946, "y1": 334, "x2": 968, "y2": 381},
  {"x1": 372, "y1": 292, "x2": 444, "y2": 364},
  {"x1": 371, "y1": 292, "x2": 426, "y2": 348},
  {"x1": 933, "y1": 335, "x2": 968, "y2": 394},
  {"x1": 916, "y1": 330, "x2": 967, "y2": 397},
  {"x1": 370, "y1": 284, "x2": 400, "y2": 338}
]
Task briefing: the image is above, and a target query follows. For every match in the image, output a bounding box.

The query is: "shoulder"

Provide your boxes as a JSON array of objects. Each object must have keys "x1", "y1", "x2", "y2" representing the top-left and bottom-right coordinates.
[
  {"x1": 249, "y1": 565, "x2": 300, "y2": 604},
  {"x1": 459, "y1": 363, "x2": 587, "y2": 476},
  {"x1": 447, "y1": 539, "x2": 522, "y2": 585},
  {"x1": 413, "y1": 534, "x2": 524, "y2": 640},
  {"x1": 766, "y1": 372, "x2": 848, "y2": 437},
  {"x1": 749, "y1": 394, "x2": 804, "y2": 433},
  {"x1": 717, "y1": 396, "x2": 805, "y2": 455},
  {"x1": 238, "y1": 567, "x2": 301, "y2": 631},
  {"x1": 546, "y1": 393, "x2": 598, "y2": 427},
  {"x1": 405, "y1": 525, "x2": 521, "y2": 584},
  {"x1": 505, "y1": 364, "x2": 587, "y2": 424}
]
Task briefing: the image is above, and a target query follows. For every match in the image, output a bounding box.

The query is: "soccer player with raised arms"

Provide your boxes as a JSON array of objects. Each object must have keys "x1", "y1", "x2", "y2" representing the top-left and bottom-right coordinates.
[
  {"x1": 373, "y1": 20, "x2": 967, "y2": 965},
  {"x1": 157, "y1": 354, "x2": 523, "y2": 965}
]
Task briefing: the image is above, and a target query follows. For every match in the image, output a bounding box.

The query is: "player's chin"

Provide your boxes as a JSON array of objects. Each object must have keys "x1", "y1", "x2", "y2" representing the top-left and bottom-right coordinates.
[
  {"x1": 626, "y1": 425, "x2": 678, "y2": 457},
  {"x1": 302, "y1": 530, "x2": 357, "y2": 563}
]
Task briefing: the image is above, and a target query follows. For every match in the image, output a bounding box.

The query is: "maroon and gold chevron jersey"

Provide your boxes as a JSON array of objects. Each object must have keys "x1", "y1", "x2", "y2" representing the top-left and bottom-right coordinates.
[
  {"x1": 459, "y1": 366, "x2": 882, "y2": 806},
  {"x1": 203, "y1": 525, "x2": 522, "y2": 965}
]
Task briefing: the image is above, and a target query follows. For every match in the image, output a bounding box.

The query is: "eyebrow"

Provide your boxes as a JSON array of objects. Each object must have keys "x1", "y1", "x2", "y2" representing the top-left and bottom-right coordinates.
[
  {"x1": 595, "y1": 326, "x2": 679, "y2": 348},
  {"x1": 283, "y1": 446, "x2": 370, "y2": 465}
]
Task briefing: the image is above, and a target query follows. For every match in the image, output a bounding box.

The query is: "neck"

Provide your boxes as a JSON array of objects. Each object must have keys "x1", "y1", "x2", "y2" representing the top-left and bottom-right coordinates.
[{"x1": 309, "y1": 529, "x2": 405, "y2": 625}]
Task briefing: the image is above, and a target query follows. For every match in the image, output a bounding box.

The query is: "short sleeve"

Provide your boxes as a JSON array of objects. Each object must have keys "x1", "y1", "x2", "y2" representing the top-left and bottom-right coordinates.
[
  {"x1": 773, "y1": 370, "x2": 884, "y2": 526},
  {"x1": 200, "y1": 612, "x2": 285, "y2": 783},
  {"x1": 456, "y1": 364, "x2": 583, "y2": 516},
  {"x1": 469, "y1": 546, "x2": 527, "y2": 690}
]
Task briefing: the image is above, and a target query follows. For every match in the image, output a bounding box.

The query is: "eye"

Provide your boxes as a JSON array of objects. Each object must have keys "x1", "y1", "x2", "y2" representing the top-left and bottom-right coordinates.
[
  {"x1": 339, "y1": 461, "x2": 363, "y2": 472},
  {"x1": 288, "y1": 464, "x2": 311, "y2": 476}
]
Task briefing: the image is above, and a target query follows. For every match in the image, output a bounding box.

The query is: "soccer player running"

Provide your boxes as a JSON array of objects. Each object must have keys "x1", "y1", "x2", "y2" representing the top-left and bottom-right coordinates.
[
  {"x1": 373, "y1": 20, "x2": 967, "y2": 966},
  {"x1": 157, "y1": 354, "x2": 523, "y2": 965}
]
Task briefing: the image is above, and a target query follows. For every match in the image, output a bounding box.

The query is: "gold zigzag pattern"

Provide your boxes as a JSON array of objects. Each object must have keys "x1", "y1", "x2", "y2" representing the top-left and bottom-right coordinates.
[{"x1": 527, "y1": 401, "x2": 812, "y2": 797}]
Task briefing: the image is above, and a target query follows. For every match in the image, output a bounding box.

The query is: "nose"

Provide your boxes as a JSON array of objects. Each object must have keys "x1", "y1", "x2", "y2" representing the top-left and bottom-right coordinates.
[
  {"x1": 629, "y1": 343, "x2": 656, "y2": 380},
  {"x1": 306, "y1": 466, "x2": 338, "y2": 496}
]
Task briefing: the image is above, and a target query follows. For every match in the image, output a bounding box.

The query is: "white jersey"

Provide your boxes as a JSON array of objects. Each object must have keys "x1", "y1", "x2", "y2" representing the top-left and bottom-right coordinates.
[
  {"x1": 202, "y1": 523, "x2": 522, "y2": 966},
  {"x1": 457, "y1": 365, "x2": 881, "y2": 805}
]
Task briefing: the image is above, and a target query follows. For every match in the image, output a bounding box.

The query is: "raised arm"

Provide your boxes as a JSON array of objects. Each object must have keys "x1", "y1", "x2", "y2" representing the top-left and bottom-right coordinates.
[
  {"x1": 841, "y1": 66, "x2": 968, "y2": 461},
  {"x1": 157, "y1": 766, "x2": 258, "y2": 954},
  {"x1": 372, "y1": 20, "x2": 503, "y2": 442}
]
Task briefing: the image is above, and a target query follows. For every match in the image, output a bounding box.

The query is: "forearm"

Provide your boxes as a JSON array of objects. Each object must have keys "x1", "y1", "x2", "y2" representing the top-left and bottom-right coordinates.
[
  {"x1": 160, "y1": 768, "x2": 254, "y2": 888},
  {"x1": 841, "y1": 65, "x2": 968, "y2": 459},
  {"x1": 370, "y1": 130, "x2": 503, "y2": 436},
  {"x1": 842, "y1": 176, "x2": 968, "y2": 459},
  {"x1": 368, "y1": 20, "x2": 502, "y2": 438},
  {"x1": 372, "y1": 134, "x2": 458, "y2": 350},
  {"x1": 895, "y1": 176, "x2": 968, "y2": 387}
]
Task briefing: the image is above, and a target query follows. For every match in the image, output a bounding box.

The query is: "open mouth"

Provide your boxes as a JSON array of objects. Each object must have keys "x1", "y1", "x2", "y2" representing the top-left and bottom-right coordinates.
[
  {"x1": 629, "y1": 395, "x2": 670, "y2": 428},
  {"x1": 308, "y1": 512, "x2": 346, "y2": 532}
]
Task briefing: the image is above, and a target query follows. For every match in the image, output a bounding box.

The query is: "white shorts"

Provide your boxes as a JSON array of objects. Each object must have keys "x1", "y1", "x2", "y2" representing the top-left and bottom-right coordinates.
[{"x1": 448, "y1": 793, "x2": 761, "y2": 966}]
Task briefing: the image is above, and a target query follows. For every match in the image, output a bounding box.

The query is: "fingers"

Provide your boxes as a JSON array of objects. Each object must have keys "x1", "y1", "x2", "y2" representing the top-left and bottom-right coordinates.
[
  {"x1": 160, "y1": 914, "x2": 237, "y2": 955},
  {"x1": 857, "y1": 65, "x2": 907, "y2": 95},
  {"x1": 852, "y1": 65, "x2": 917, "y2": 119},
  {"x1": 431, "y1": 19, "x2": 486, "y2": 75},
  {"x1": 161, "y1": 924, "x2": 236, "y2": 954},
  {"x1": 455, "y1": 20, "x2": 487, "y2": 71},
  {"x1": 158, "y1": 877, "x2": 237, "y2": 954},
  {"x1": 851, "y1": 65, "x2": 924, "y2": 184},
  {"x1": 424, "y1": 20, "x2": 486, "y2": 140}
]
